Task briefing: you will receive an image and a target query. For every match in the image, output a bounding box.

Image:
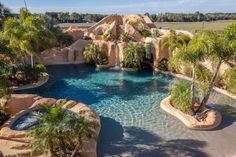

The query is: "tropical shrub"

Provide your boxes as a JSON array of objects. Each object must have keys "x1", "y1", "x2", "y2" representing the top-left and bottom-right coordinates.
[
  {"x1": 2, "y1": 8, "x2": 56, "y2": 66},
  {"x1": 224, "y1": 67, "x2": 236, "y2": 94},
  {"x1": 83, "y1": 44, "x2": 108, "y2": 65},
  {"x1": 0, "y1": 76, "x2": 11, "y2": 126},
  {"x1": 96, "y1": 52, "x2": 109, "y2": 65},
  {"x1": 0, "y1": 76, "x2": 12, "y2": 98},
  {"x1": 28, "y1": 103, "x2": 97, "y2": 157},
  {"x1": 102, "y1": 32, "x2": 113, "y2": 41},
  {"x1": 122, "y1": 42, "x2": 145, "y2": 69},
  {"x1": 17, "y1": 64, "x2": 47, "y2": 83},
  {"x1": 119, "y1": 32, "x2": 131, "y2": 42},
  {"x1": 157, "y1": 58, "x2": 169, "y2": 71},
  {"x1": 170, "y1": 80, "x2": 192, "y2": 113},
  {"x1": 151, "y1": 29, "x2": 161, "y2": 38},
  {"x1": 139, "y1": 29, "x2": 152, "y2": 37}
]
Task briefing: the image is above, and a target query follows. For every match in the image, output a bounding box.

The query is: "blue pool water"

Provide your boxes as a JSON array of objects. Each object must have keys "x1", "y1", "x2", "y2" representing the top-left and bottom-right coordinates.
[{"x1": 16, "y1": 64, "x2": 236, "y2": 157}]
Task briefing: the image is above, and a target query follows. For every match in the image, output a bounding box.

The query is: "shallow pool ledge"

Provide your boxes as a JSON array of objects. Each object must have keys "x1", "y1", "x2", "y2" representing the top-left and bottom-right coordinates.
[{"x1": 160, "y1": 96, "x2": 222, "y2": 130}]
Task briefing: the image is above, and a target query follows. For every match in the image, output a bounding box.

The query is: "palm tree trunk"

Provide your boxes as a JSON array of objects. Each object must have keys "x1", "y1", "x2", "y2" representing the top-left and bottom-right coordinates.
[
  {"x1": 49, "y1": 141, "x2": 54, "y2": 157},
  {"x1": 195, "y1": 60, "x2": 222, "y2": 114},
  {"x1": 30, "y1": 55, "x2": 34, "y2": 67},
  {"x1": 191, "y1": 64, "x2": 196, "y2": 112},
  {"x1": 71, "y1": 143, "x2": 80, "y2": 157}
]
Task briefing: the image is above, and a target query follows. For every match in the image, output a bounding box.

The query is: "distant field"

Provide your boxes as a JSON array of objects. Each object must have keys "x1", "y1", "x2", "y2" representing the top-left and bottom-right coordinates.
[
  {"x1": 156, "y1": 20, "x2": 236, "y2": 33},
  {"x1": 57, "y1": 20, "x2": 236, "y2": 33}
]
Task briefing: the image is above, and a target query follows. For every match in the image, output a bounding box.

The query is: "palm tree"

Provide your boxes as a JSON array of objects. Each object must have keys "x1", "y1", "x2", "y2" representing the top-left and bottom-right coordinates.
[
  {"x1": 28, "y1": 104, "x2": 69, "y2": 156},
  {"x1": 69, "y1": 116, "x2": 97, "y2": 157},
  {"x1": 172, "y1": 33, "x2": 207, "y2": 111},
  {"x1": 161, "y1": 30, "x2": 191, "y2": 57},
  {"x1": 196, "y1": 23, "x2": 236, "y2": 113},
  {"x1": 2, "y1": 8, "x2": 56, "y2": 67},
  {"x1": 28, "y1": 103, "x2": 97, "y2": 157},
  {"x1": 122, "y1": 42, "x2": 145, "y2": 69}
]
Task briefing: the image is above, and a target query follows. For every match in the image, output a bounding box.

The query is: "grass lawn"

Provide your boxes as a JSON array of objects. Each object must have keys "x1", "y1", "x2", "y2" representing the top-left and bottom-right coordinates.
[{"x1": 155, "y1": 20, "x2": 236, "y2": 33}]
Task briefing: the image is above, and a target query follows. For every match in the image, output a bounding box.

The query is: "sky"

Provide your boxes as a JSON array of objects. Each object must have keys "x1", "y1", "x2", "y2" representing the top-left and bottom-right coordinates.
[{"x1": 1, "y1": 0, "x2": 236, "y2": 14}]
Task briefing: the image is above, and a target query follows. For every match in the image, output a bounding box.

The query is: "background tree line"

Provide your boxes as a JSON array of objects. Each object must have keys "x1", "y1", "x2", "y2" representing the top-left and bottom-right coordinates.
[
  {"x1": 41, "y1": 11, "x2": 236, "y2": 23},
  {"x1": 1, "y1": 2, "x2": 236, "y2": 26},
  {"x1": 145, "y1": 12, "x2": 236, "y2": 22}
]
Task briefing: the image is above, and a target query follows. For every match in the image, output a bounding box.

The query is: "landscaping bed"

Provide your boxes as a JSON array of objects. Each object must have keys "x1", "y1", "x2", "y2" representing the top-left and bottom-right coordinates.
[{"x1": 160, "y1": 96, "x2": 222, "y2": 130}]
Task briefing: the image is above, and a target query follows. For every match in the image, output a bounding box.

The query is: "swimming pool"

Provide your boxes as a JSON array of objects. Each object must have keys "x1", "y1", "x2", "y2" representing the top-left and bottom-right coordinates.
[{"x1": 17, "y1": 64, "x2": 236, "y2": 157}]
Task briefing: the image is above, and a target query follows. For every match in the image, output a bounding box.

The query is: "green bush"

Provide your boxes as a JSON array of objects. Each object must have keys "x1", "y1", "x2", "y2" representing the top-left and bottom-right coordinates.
[
  {"x1": 157, "y1": 58, "x2": 169, "y2": 71},
  {"x1": 139, "y1": 29, "x2": 152, "y2": 37},
  {"x1": 96, "y1": 52, "x2": 109, "y2": 65},
  {"x1": 35, "y1": 64, "x2": 47, "y2": 73},
  {"x1": 119, "y1": 32, "x2": 131, "y2": 42},
  {"x1": 18, "y1": 64, "x2": 46, "y2": 82},
  {"x1": 122, "y1": 42, "x2": 145, "y2": 69},
  {"x1": 170, "y1": 80, "x2": 192, "y2": 113},
  {"x1": 224, "y1": 67, "x2": 236, "y2": 93},
  {"x1": 83, "y1": 44, "x2": 108, "y2": 65},
  {"x1": 102, "y1": 32, "x2": 113, "y2": 41},
  {"x1": 151, "y1": 29, "x2": 161, "y2": 38},
  {"x1": 0, "y1": 76, "x2": 12, "y2": 99}
]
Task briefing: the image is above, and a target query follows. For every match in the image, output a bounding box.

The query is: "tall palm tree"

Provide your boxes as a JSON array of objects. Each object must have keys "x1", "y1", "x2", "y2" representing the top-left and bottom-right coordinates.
[
  {"x1": 196, "y1": 23, "x2": 236, "y2": 113},
  {"x1": 2, "y1": 8, "x2": 56, "y2": 67},
  {"x1": 171, "y1": 33, "x2": 207, "y2": 111}
]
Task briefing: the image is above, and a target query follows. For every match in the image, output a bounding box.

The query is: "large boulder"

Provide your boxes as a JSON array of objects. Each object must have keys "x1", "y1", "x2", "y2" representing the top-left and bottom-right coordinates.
[
  {"x1": 124, "y1": 23, "x2": 144, "y2": 42},
  {"x1": 5, "y1": 94, "x2": 40, "y2": 115},
  {"x1": 37, "y1": 47, "x2": 69, "y2": 65},
  {"x1": 69, "y1": 39, "x2": 92, "y2": 63}
]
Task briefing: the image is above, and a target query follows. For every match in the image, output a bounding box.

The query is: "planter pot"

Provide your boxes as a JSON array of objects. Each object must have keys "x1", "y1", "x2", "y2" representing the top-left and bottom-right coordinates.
[
  {"x1": 160, "y1": 96, "x2": 222, "y2": 130},
  {"x1": 121, "y1": 67, "x2": 138, "y2": 72}
]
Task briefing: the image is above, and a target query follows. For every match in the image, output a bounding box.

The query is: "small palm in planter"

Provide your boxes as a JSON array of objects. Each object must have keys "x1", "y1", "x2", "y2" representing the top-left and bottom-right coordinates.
[
  {"x1": 122, "y1": 42, "x2": 145, "y2": 71},
  {"x1": 83, "y1": 44, "x2": 109, "y2": 66}
]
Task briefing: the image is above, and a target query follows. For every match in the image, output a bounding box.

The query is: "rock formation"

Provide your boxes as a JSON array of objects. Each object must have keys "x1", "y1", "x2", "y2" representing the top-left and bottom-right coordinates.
[{"x1": 37, "y1": 14, "x2": 193, "y2": 67}]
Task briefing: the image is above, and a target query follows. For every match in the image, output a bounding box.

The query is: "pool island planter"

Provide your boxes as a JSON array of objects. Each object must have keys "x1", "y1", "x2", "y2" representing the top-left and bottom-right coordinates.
[
  {"x1": 0, "y1": 95, "x2": 101, "y2": 157},
  {"x1": 12, "y1": 72, "x2": 49, "y2": 91},
  {"x1": 160, "y1": 96, "x2": 222, "y2": 130}
]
